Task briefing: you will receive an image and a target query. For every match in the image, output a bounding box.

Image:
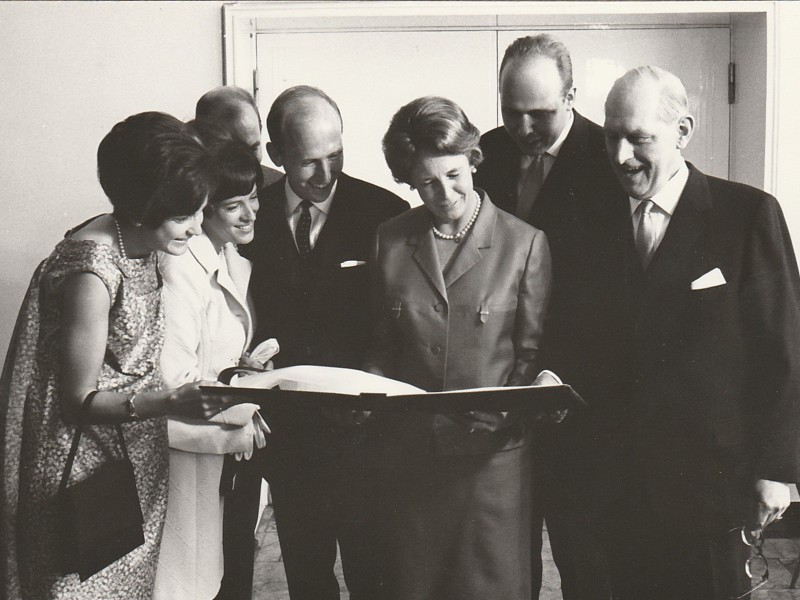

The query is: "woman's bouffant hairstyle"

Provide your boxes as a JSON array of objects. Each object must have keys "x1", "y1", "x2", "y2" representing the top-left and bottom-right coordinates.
[
  {"x1": 382, "y1": 96, "x2": 483, "y2": 186},
  {"x1": 97, "y1": 112, "x2": 215, "y2": 228},
  {"x1": 189, "y1": 119, "x2": 263, "y2": 208}
]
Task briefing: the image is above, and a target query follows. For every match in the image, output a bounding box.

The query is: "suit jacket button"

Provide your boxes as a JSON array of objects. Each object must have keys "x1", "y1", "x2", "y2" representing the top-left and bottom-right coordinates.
[
  {"x1": 431, "y1": 344, "x2": 442, "y2": 355},
  {"x1": 433, "y1": 303, "x2": 443, "y2": 312}
]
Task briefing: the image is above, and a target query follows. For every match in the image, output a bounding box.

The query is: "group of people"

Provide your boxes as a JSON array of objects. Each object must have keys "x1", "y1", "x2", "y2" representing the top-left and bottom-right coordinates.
[{"x1": 1, "y1": 32, "x2": 799, "y2": 600}]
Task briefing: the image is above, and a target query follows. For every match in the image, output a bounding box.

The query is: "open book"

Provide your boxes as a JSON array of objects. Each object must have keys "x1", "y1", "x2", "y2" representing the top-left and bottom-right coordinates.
[{"x1": 204, "y1": 365, "x2": 586, "y2": 414}]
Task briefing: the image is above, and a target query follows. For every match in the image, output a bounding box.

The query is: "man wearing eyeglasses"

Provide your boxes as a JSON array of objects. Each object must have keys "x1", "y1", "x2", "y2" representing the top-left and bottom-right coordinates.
[{"x1": 597, "y1": 65, "x2": 800, "y2": 599}]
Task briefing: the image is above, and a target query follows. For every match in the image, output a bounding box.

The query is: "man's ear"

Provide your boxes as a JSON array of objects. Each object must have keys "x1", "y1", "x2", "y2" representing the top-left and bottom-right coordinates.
[
  {"x1": 266, "y1": 142, "x2": 283, "y2": 167},
  {"x1": 564, "y1": 87, "x2": 576, "y2": 111},
  {"x1": 676, "y1": 115, "x2": 695, "y2": 150}
]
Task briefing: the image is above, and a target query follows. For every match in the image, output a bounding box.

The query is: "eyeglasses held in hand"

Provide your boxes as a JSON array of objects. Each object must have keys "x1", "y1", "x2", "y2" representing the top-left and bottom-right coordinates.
[{"x1": 728, "y1": 526, "x2": 769, "y2": 599}]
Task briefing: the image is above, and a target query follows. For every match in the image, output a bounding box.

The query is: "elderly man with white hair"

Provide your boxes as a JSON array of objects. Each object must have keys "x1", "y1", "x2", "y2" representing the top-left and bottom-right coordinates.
[{"x1": 594, "y1": 65, "x2": 800, "y2": 600}]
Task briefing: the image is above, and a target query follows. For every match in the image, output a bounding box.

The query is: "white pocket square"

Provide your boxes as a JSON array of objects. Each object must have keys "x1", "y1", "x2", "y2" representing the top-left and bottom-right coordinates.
[
  {"x1": 691, "y1": 267, "x2": 726, "y2": 290},
  {"x1": 340, "y1": 260, "x2": 366, "y2": 268}
]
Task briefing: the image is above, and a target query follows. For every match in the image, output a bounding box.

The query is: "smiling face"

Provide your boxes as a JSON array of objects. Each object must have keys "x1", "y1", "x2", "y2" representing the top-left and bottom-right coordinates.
[
  {"x1": 604, "y1": 79, "x2": 692, "y2": 200},
  {"x1": 500, "y1": 56, "x2": 574, "y2": 157},
  {"x1": 203, "y1": 184, "x2": 259, "y2": 249},
  {"x1": 267, "y1": 98, "x2": 344, "y2": 205},
  {"x1": 151, "y1": 204, "x2": 206, "y2": 255},
  {"x1": 410, "y1": 152, "x2": 476, "y2": 229}
]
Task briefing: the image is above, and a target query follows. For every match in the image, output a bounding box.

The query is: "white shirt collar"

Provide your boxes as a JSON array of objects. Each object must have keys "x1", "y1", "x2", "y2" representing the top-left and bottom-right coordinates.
[
  {"x1": 629, "y1": 159, "x2": 689, "y2": 217},
  {"x1": 547, "y1": 110, "x2": 574, "y2": 159},
  {"x1": 284, "y1": 178, "x2": 337, "y2": 218}
]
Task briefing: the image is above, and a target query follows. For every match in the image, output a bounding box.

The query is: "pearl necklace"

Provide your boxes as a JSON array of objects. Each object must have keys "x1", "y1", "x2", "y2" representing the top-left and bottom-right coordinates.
[
  {"x1": 113, "y1": 217, "x2": 127, "y2": 258},
  {"x1": 431, "y1": 193, "x2": 482, "y2": 242}
]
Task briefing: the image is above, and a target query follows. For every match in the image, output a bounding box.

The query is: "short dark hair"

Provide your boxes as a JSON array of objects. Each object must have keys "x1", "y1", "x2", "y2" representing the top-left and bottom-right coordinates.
[
  {"x1": 499, "y1": 34, "x2": 573, "y2": 96},
  {"x1": 196, "y1": 86, "x2": 262, "y2": 131},
  {"x1": 382, "y1": 96, "x2": 483, "y2": 186},
  {"x1": 189, "y1": 119, "x2": 263, "y2": 206},
  {"x1": 97, "y1": 112, "x2": 214, "y2": 228},
  {"x1": 266, "y1": 85, "x2": 342, "y2": 149}
]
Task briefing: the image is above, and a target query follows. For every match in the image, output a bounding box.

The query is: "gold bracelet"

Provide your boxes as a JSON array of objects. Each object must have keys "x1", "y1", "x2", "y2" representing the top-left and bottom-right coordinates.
[{"x1": 126, "y1": 393, "x2": 138, "y2": 420}]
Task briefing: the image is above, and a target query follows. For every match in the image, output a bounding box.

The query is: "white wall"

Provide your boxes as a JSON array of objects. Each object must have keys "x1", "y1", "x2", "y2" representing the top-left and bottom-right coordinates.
[
  {"x1": 0, "y1": 1, "x2": 224, "y2": 366},
  {"x1": 775, "y1": 2, "x2": 800, "y2": 248}
]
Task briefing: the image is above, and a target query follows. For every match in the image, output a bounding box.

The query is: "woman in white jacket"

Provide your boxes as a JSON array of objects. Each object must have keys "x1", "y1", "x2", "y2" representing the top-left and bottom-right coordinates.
[{"x1": 154, "y1": 130, "x2": 271, "y2": 599}]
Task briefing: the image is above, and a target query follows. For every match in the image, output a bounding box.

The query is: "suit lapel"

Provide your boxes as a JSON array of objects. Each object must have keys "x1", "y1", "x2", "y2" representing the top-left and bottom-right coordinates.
[
  {"x1": 411, "y1": 227, "x2": 448, "y2": 302},
  {"x1": 309, "y1": 174, "x2": 355, "y2": 263},
  {"x1": 443, "y1": 193, "x2": 495, "y2": 288},
  {"x1": 536, "y1": 112, "x2": 586, "y2": 205},
  {"x1": 262, "y1": 180, "x2": 299, "y2": 257},
  {"x1": 644, "y1": 164, "x2": 712, "y2": 284},
  {"x1": 187, "y1": 235, "x2": 254, "y2": 337}
]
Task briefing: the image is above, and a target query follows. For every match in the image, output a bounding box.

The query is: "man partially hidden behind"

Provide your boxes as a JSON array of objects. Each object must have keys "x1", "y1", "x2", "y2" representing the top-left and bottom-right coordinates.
[
  {"x1": 241, "y1": 86, "x2": 408, "y2": 599},
  {"x1": 474, "y1": 34, "x2": 627, "y2": 599},
  {"x1": 196, "y1": 85, "x2": 283, "y2": 188},
  {"x1": 595, "y1": 65, "x2": 800, "y2": 600}
]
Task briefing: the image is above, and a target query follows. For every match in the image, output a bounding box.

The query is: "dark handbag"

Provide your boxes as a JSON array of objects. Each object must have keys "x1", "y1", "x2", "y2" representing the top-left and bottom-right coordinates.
[{"x1": 57, "y1": 390, "x2": 145, "y2": 581}]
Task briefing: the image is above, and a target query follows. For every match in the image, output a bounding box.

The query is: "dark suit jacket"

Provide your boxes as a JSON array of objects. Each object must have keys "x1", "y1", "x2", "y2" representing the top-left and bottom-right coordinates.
[
  {"x1": 259, "y1": 164, "x2": 283, "y2": 189},
  {"x1": 241, "y1": 172, "x2": 408, "y2": 475},
  {"x1": 617, "y1": 164, "x2": 800, "y2": 531},
  {"x1": 366, "y1": 192, "x2": 552, "y2": 456},
  {"x1": 475, "y1": 112, "x2": 629, "y2": 414}
]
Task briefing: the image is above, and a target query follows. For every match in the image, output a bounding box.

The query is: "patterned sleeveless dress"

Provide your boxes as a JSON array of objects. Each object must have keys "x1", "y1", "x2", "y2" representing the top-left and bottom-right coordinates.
[{"x1": 0, "y1": 236, "x2": 169, "y2": 599}]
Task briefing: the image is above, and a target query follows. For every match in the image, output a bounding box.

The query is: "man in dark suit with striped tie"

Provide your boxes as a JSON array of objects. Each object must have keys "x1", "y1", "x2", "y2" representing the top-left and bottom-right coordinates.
[{"x1": 598, "y1": 65, "x2": 800, "y2": 600}]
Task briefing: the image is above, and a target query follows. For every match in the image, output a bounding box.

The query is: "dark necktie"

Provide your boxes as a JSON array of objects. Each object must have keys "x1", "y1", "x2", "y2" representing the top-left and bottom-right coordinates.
[
  {"x1": 635, "y1": 199, "x2": 657, "y2": 269},
  {"x1": 295, "y1": 200, "x2": 312, "y2": 258},
  {"x1": 516, "y1": 154, "x2": 544, "y2": 221}
]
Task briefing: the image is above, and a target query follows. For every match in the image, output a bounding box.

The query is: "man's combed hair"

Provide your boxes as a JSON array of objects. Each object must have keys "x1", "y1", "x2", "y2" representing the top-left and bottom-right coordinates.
[
  {"x1": 500, "y1": 34, "x2": 573, "y2": 96},
  {"x1": 97, "y1": 112, "x2": 214, "y2": 228},
  {"x1": 266, "y1": 85, "x2": 342, "y2": 149},
  {"x1": 196, "y1": 86, "x2": 262, "y2": 131},
  {"x1": 382, "y1": 96, "x2": 483, "y2": 186},
  {"x1": 612, "y1": 65, "x2": 689, "y2": 125}
]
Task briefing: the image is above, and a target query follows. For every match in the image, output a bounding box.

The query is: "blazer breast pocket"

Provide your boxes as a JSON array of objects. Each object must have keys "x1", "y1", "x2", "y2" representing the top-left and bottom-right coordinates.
[
  {"x1": 686, "y1": 278, "x2": 731, "y2": 329},
  {"x1": 476, "y1": 299, "x2": 518, "y2": 324},
  {"x1": 333, "y1": 259, "x2": 368, "y2": 288}
]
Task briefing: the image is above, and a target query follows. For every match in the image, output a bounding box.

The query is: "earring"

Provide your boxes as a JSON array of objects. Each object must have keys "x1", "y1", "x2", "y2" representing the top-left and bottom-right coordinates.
[{"x1": 471, "y1": 166, "x2": 477, "y2": 173}]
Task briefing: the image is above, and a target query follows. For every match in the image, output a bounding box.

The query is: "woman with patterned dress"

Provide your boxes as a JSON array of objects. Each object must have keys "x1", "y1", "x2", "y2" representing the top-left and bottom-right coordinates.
[{"x1": 0, "y1": 112, "x2": 237, "y2": 599}]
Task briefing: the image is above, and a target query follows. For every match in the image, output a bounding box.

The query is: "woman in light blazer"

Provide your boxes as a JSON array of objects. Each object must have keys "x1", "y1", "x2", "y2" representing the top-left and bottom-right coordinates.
[
  {"x1": 366, "y1": 96, "x2": 553, "y2": 600},
  {"x1": 154, "y1": 130, "x2": 269, "y2": 600}
]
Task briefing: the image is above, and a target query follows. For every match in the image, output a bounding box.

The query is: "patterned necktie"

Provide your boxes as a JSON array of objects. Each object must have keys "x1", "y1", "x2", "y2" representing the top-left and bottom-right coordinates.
[
  {"x1": 635, "y1": 199, "x2": 657, "y2": 269},
  {"x1": 295, "y1": 200, "x2": 312, "y2": 258},
  {"x1": 516, "y1": 154, "x2": 545, "y2": 221}
]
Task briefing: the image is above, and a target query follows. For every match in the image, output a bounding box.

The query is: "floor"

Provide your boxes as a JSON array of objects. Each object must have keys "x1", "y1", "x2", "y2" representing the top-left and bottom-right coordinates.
[
  {"x1": 250, "y1": 507, "x2": 800, "y2": 599},
  {"x1": 251, "y1": 506, "x2": 563, "y2": 600}
]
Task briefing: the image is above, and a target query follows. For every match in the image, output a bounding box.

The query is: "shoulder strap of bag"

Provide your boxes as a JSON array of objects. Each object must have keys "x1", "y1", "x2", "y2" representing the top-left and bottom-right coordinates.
[{"x1": 58, "y1": 390, "x2": 131, "y2": 492}]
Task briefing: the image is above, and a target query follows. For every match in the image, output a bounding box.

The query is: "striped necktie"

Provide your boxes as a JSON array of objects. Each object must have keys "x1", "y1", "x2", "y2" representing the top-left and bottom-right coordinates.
[
  {"x1": 516, "y1": 154, "x2": 544, "y2": 221},
  {"x1": 635, "y1": 199, "x2": 657, "y2": 269}
]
